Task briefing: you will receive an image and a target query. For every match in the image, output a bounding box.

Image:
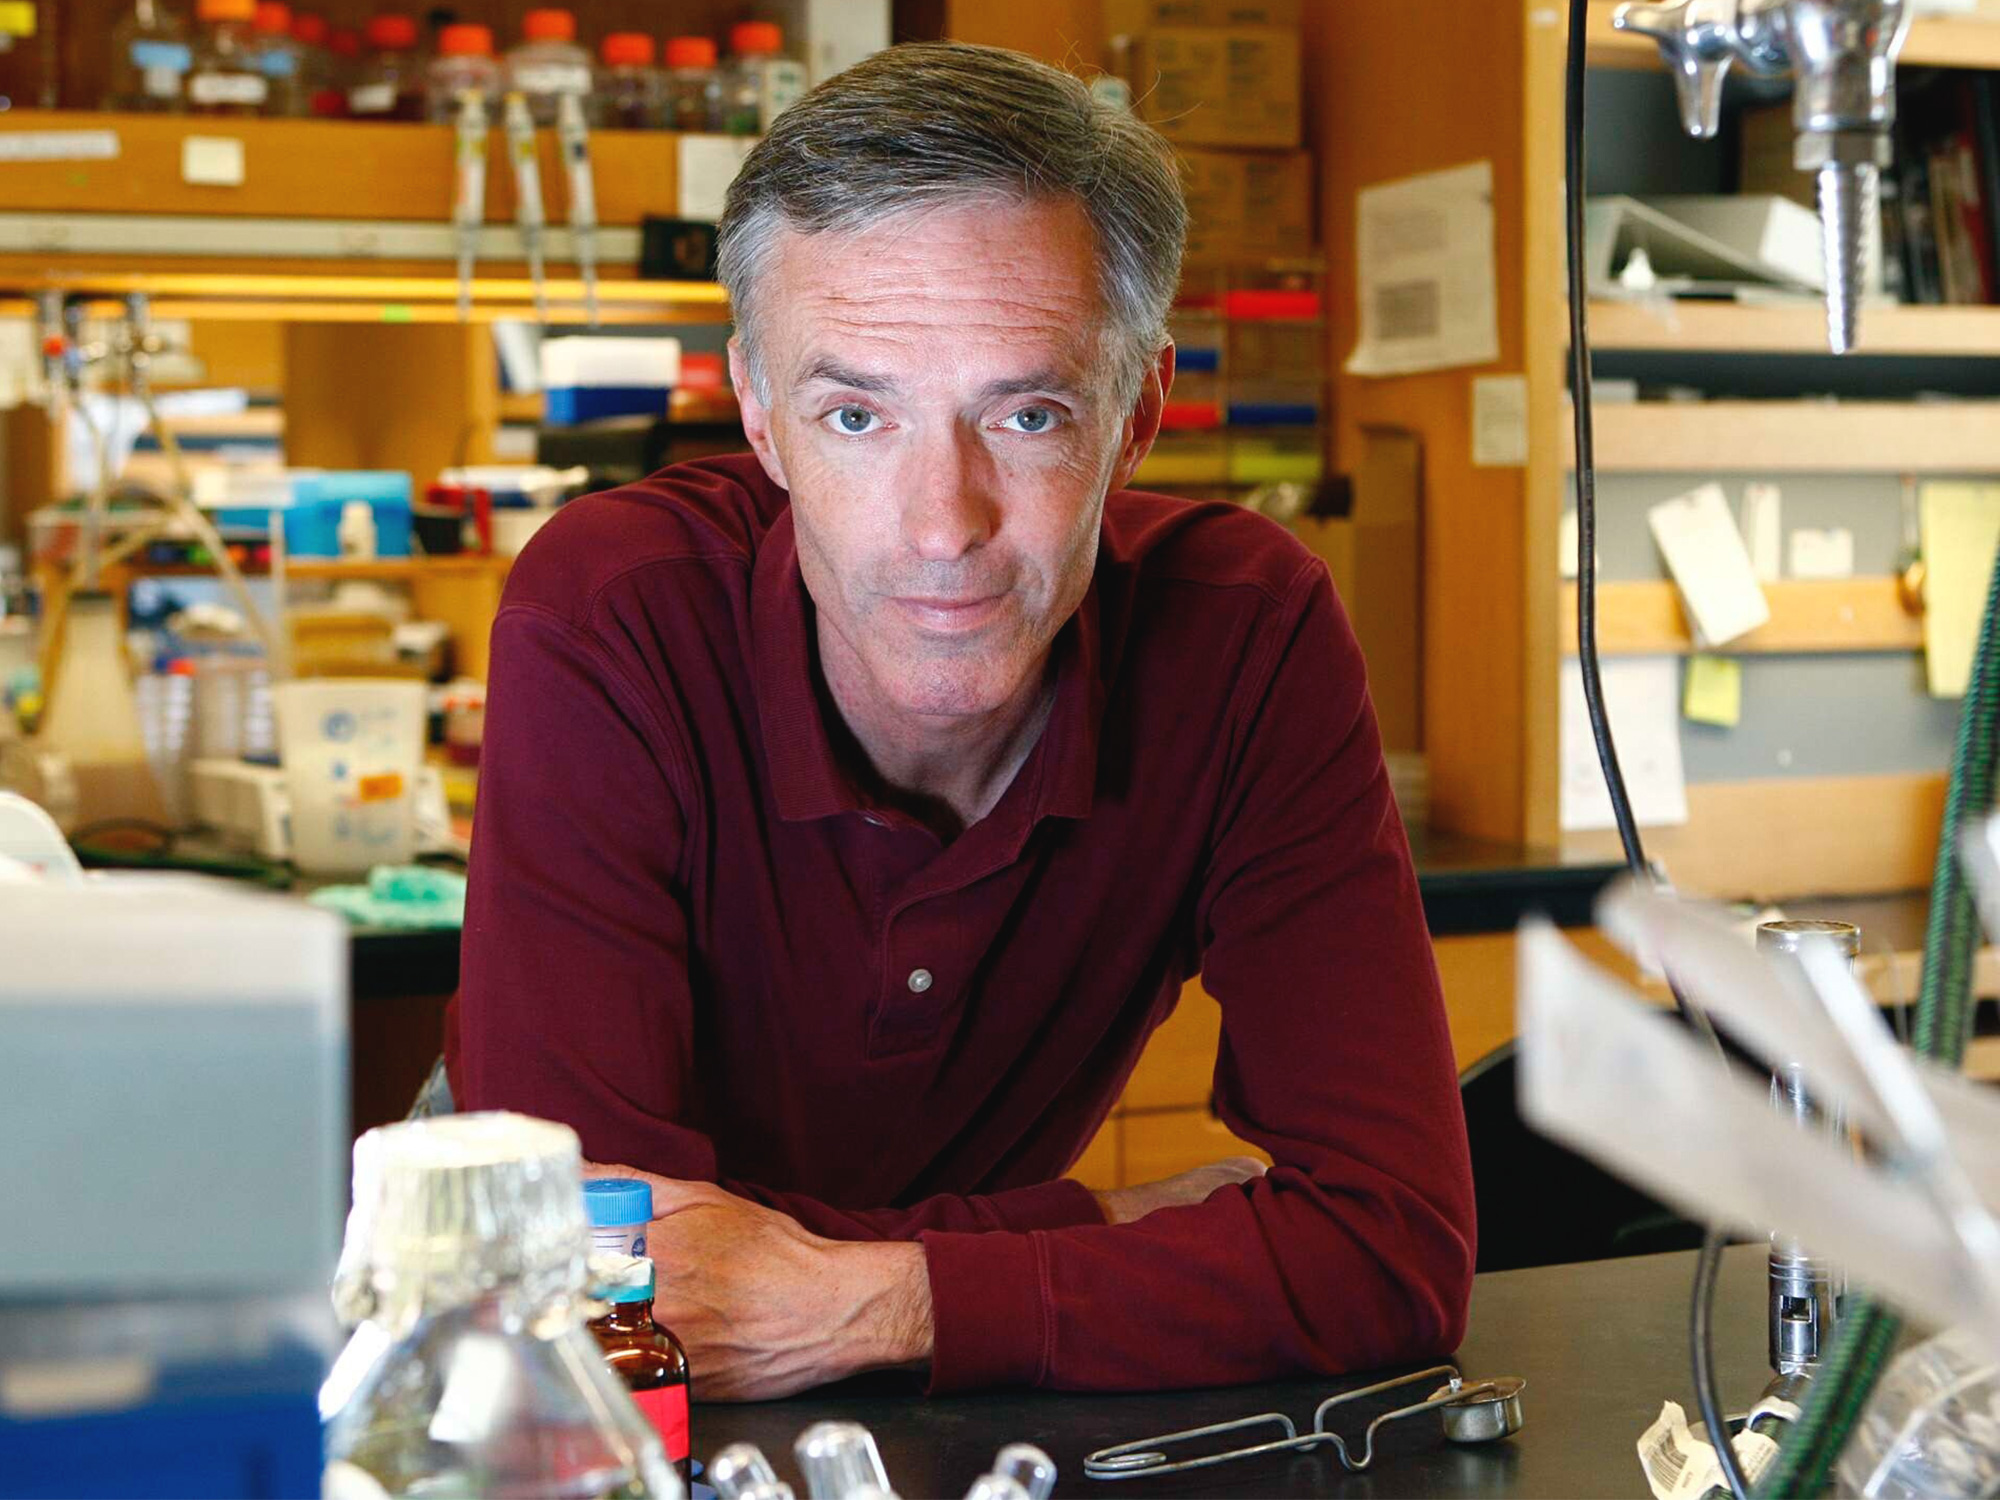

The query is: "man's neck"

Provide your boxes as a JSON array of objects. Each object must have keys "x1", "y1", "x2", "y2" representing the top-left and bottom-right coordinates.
[{"x1": 816, "y1": 623, "x2": 1055, "y2": 842}]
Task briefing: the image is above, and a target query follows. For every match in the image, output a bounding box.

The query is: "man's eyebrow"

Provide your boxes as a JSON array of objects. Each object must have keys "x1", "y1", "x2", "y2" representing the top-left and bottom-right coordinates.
[
  {"x1": 977, "y1": 369, "x2": 1087, "y2": 400},
  {"x1": 795, "y1": 358, "x2": 899, "y2": 395}
]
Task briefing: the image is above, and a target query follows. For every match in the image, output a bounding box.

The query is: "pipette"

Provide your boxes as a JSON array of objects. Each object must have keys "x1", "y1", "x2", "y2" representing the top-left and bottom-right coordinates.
[
  {"x1": 502, "y1": 90, "x2": 548, "y2": 324},
  {"x1": 451, "y1": 89, "x2": 490, "y2": 322},
  {"x1": 555, "y1": 90, "x2": 599, "y2": 326}
]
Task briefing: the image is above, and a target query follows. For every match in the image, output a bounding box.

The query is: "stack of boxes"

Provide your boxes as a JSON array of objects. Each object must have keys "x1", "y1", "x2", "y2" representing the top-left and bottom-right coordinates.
[{"x1": 1106, "y1": 0, "x2": 1323, "y2": 498}]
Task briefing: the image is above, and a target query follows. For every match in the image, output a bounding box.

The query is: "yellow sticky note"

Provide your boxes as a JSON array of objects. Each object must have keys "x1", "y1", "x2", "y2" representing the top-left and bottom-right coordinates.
[
  {"x1": 1683, "y1": 654, "x2": 1741, "y2": 728},
  {"x1": 1921, "y1": 483, "x2": 2000, "y2": 698}
]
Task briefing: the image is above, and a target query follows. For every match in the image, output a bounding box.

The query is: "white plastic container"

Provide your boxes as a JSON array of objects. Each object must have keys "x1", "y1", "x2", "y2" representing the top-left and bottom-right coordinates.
[{"x1": 273, "y1": 678, "x2": 425, "y2": 876}]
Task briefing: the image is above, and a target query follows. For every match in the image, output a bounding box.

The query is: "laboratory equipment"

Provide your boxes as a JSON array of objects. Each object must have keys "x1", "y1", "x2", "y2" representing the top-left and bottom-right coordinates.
[
  {"x1": 542, "y1": 334, "x2": 680, "y2": 423},
  {"x1": 1612, "y1": 0, "x2": 1914, "y2": 353},
  {"x1": 322, "y1": 1112, "x2": 684, "y2": 1499},
  {"x1": 722, "y1": 22, "x2": 808, "y2": 136},
  {"x1": 663, "y1": 37, "x2": 723, "y2": 132},
  {"x1": 110, "y1": 0, "x2": 191, "y2": 112},
  {"x1": 272, "y1": 676, "x2": 425, "y2": 875},
  {"x1": 0, "y1": 0, "x2": 56, "y2": 111},
  {"x1": 504, "y1": 89, "x2": 551, "y2": 323},
  {"x1": 587, "y1": 1176, "x2": 653, "y2": 1258},
  {"x1": 187, "y1": 0, "x2": 270, "y2": 115},
  {"x1": 589, "y1": 1256, "x2": 694, "y2": 1491},
  {"x1": 1086, "y1": 1365, "x2": 1524, "y2": 1482},
  {"x1": 505, "y1": 7, "x2": 592, "y2": 127},
  {"x1": 448, "y1": 76, "x2": 491, "y2": 320},
  {"x1": 348, "y1": 11, "x2": 423, "y2": 121},
  {"x1": 291, "y1": 10, "x2": 341, "y2": 118},
  {"x1": 710, "y1": 1443, "x2": 787, "y2": 1500},
  {"x1": 795, "y1": 1422, "x2": 894, "y2": 1500},
  {"x1": 992, "y1": 1445, "x2": 1056, "y2": 1500},
  {"x1": 557, "y1": 88, "x2": 602, "y2": 324},
  {"x1": 598, "y1": 32, "x2": 664, "y2": 128},
  {"x1": 251, "y1": 0, "x2": 302, "y2": 115},
  {"x1": 1839, "y1": 1325, "x2": 2000, "y2": 1499},
  {"x1": 1757, "y1": 918, "x2": 1858, "y2": 1379},
  {"x1": 0, "y1": 864, "x2": 345, "y2": 1495},
  {"x1": 425, "y1": 21, "x2": 500, "y2": 122}
]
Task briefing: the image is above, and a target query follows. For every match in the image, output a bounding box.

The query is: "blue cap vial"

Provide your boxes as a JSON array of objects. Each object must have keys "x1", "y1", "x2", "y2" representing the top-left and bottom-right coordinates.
[{"x1": 585, "y1": 1177, "x2": 653, "y2": 1227}]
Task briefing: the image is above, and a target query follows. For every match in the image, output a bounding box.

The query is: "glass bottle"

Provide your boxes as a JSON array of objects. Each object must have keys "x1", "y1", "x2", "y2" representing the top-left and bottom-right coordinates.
[
  {"x1": 321, "y1": 1111, "x2": 682, "y2": 1499},
  {"x1": 721, "y1": 22, "x2": 806, "y2": 138},
  {"x1": 0, "y1": 0, "x2": 57, "y2": 111},
  {"x1": 186, "y1": 0, "x2": 270, "y2": 117},
  {"x1": 348, "y1": 11, "x2": 424, "y2": 122},
  {"x1": 110, "y1": 0, "x2": 191, "y2": 113},
  {"x1": 251, "y1": 1, "x2": 303, "y2": 115},
  {"x1": 291, "y1": 11, "x2": 342, "y2": 118},
  {"x1": 589, "y1": 1258, "x2": 692, "y2": 1495},
  {"x1": 503, "y1": 8, "x2": 591, "y2": 128},
  {"x1": 595, "y1": 32, "x2": 662, "y2": 130},
  {"x1": 424, "y1": 22, "x2": 499, "y2": 123},
  {"x1": 661, "y1": 37, "x2": 721, "y2": 133}
]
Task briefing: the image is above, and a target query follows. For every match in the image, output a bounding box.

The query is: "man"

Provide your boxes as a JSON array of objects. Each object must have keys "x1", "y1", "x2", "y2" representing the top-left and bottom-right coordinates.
[{"x1": 454, "y1": 40, "x2": 1474, "y2": 1400}]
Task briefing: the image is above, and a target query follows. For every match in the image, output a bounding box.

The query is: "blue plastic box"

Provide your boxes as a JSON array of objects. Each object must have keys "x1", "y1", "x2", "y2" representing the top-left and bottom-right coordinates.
[{"x1": 213, "y1": 471, "x2": 413, "y2": 558}]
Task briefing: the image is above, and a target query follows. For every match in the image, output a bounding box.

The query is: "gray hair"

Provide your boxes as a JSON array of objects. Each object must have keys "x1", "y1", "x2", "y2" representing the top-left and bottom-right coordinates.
[{"x1": 716, "y1": 41, "x2": 1188, "y2": 406}]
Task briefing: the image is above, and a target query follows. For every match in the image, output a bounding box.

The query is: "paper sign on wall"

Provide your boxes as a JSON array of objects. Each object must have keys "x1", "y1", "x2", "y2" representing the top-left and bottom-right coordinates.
[
  {"x1": 1789, "y1": 528, "x2": 1855, "y2": 580},
  {"x1": 1742, "y1": 483, "x2": 1782, "y2": 582},
  {"x1": 1648, "y1": 483, "x2": 1771, "y2": 647},
  {"x1": 1347, "y1": 161, "x2": 1500, "y2": 377},
  {"x1": 1472, "y1": 374, "x2": 1529, "y2": 467},
  {"x1": 1921, "y1": 483, "x2": 2000, "y2": 697},
  {"x1": 1560, "y1": 656, "x2": 1690, "y2": 832},
  {"x1": 1683, "y1": 655, "x2": 1742, "y2": 728}
]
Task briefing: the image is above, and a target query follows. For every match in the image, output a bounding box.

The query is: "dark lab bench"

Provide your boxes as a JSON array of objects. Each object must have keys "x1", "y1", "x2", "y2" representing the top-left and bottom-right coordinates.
[{"x1": 690, "y1": 1243, "x2": 1776, "y2": 1500}]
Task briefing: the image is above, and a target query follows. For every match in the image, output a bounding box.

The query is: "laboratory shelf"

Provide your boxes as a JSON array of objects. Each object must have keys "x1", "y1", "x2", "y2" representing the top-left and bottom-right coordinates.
[
  {"x1": 1556, "y1": 577, "x2": 1923, "y2": 656},
  {"x1": 1584, "y1": 4, "x2": 2000, "y2": 71},
  {"x1": 1587, "y1": 299, "x2": 2000, "y2": 357},
  {"x1": 1567, "y1": 399, "x2": 2000, "y2": 472}
]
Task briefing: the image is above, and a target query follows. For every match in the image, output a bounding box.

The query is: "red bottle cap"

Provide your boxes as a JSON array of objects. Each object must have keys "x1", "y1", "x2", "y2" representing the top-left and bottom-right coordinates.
[
  {"x1": 437, "y1": 22, "x2": 492, "y2": 58},
  {"x1": 730, "y1": 21, "x2": 783, "y2": 56},
  {"x1": 366, "y1": 13, "x2": 417, "y2": 50},
  {"x1": 601, "y1": 32, "x2": 655, "y2": 67},
  {"x1": 291, "y1": 11, "x2": 327, "y2": 44},
  {"x1": 522, "y1": 8, "x2": 577, "y2": 43},
  {"x1": 253, "y1": 2, "x2": 292, "y2": 35},
  {"x1": 664, "y1": 36, "x2": 716, "y2": 69}
]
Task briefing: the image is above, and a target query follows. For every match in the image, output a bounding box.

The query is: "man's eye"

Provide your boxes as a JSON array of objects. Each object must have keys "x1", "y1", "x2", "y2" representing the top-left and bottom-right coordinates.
[
  {"x1": 1002, "y1": 406, "x2": 1059, "y2": 434},
  {"x1": 829, "y1": 405, "x2": 879, "y2": 435}
]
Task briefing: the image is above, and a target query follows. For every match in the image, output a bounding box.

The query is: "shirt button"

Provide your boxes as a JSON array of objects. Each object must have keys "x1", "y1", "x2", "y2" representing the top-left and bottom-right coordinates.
[
  {"x1": 861, "y1": 814, "x2": 886, "y2": 828},
  {"x1": 907, "y1": 968, "x2": 934, "y2": 994}
]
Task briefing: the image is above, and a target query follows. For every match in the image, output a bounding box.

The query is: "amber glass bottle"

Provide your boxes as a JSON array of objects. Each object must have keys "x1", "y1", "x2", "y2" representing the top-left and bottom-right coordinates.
[{"x1": 590, "y1": 1260, "x2": 692, "y2": 1492}]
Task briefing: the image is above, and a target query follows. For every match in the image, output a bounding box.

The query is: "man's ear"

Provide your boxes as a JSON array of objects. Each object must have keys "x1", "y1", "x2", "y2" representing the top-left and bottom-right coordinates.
[
  {"x1": 1110, "y1": 342, "x2": 1176, "y2": 493},
  {"x1": 729, "y1": 337, "x2": 790, "y2": 491}
]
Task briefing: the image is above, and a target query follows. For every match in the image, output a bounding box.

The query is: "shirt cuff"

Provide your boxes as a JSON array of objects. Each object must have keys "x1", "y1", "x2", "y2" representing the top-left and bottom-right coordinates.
[
  {"x1": 920, "y1": 1228, "x2": 1050, "y2": 1393},
  {"x1": 989, "y1": 1177, "x2": 1104, "y2": 1232}
]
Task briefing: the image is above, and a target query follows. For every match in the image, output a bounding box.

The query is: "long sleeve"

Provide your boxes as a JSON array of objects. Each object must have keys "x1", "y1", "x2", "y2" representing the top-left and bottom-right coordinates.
[
  {"x1": 456, "y1": 603, "x2": 1104, "y2": 1241},
  {"x1": 920, "y1": 563, "x2": 1476, "y2": 1392}
]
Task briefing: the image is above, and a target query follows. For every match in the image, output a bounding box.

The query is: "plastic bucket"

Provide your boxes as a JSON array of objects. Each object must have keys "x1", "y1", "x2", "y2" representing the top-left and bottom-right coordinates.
[{"x1": 272, "y1": 679, "x2": 426, "y2": 876}]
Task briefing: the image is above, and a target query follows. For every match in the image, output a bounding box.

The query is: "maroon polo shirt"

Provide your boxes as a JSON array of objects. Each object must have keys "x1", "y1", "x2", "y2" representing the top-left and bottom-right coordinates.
[{"x1": 452, "y1": 452, "x2": 1474, "y2": 1393}]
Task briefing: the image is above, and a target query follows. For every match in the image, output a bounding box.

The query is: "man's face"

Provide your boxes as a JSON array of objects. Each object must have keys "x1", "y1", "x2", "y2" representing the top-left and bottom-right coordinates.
[{"x1": 732, "y1": 197, "x2": 1169, "y2": 722}]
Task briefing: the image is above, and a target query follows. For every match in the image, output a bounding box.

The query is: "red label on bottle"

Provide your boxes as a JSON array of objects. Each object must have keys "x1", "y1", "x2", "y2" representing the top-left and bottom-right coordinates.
[{"x1": 631, "y1": 1383, "x2": 690, "y2": 1462}]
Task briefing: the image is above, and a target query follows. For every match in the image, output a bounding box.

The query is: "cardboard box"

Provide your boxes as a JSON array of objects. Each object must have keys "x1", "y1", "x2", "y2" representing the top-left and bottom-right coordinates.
[
  {"x1": 1104, "y1": 0, "x2": 1302, "y2": 29},
  {"x1": 1178, "y1": 148, "x2": 1313, "y2": 261},
  {"x1": 1122, "y1": 27, "x2": 1301, "y2": 150}
]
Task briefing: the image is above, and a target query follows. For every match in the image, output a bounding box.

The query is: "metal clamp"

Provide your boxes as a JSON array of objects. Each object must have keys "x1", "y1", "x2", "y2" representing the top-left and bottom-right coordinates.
[{"x1": 1083, "y1": 1365, "x2": 1526, "y2": 1482}]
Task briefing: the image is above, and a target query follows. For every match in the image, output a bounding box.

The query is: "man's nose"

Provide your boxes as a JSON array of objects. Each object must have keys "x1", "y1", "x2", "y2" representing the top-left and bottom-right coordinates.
[{"x1": 901, "y1": 428, "x2": 998, "y2": 562}]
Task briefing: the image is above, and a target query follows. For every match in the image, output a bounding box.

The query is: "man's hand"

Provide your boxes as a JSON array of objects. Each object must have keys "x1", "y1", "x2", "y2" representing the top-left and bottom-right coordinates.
[
  {"x1": 1094, "y1": 1155, "x2": 1268, "y2": 1227},
  {"x1": 581, "y1": 1163, "x2": 932, "y2": 1401}
]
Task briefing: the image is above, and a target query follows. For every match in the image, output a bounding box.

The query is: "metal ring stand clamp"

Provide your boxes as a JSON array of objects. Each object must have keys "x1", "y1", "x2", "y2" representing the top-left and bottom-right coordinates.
[{"x1": 1083, "y1": 1365, "x2": 1527, "y2": 1482}]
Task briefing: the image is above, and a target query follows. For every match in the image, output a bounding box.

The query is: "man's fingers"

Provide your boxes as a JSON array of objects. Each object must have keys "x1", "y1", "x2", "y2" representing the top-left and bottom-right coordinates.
[{"x1": 578, "y1": 1160, "x2": 726, "y2": 1217}]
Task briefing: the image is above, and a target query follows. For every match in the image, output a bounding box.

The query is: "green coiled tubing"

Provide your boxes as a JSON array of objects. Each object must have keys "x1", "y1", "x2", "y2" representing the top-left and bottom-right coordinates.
[{"x1": 1756, "y1": 544, "x2": 2000, "y2": 1497}]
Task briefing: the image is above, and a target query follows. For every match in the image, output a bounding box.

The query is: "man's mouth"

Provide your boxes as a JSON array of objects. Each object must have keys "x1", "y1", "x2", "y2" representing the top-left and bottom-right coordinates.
[{"x1": 890, "y1": 594, "x2": 1008, "y2": 632}]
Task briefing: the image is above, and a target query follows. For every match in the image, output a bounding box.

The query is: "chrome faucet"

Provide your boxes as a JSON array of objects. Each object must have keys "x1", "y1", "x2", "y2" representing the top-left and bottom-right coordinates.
[{"x1": 1612, "y1": 0, "x2": 1915, "y2": 353}]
